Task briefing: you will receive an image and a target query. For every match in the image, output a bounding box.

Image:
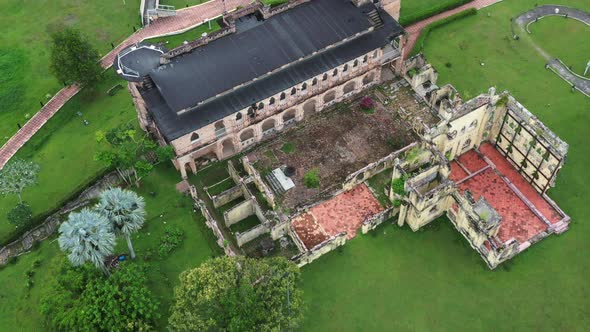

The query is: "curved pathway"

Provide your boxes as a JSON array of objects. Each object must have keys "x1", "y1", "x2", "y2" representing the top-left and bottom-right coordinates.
[
  {"x1": 404, "y1": 0, "x2": 501, "y2": 59},
  {"x1": 515, "y1": 5, "x2": 590, "y2": 98},
  {"x1": 0, "y1": 0, "x2": 251, "y2": 169}
]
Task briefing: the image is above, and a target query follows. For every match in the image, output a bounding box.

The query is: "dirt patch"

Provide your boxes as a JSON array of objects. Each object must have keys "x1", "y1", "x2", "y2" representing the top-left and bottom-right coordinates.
[{"x1": 251, "y1": 86, "x2": 420, "y2": 209}]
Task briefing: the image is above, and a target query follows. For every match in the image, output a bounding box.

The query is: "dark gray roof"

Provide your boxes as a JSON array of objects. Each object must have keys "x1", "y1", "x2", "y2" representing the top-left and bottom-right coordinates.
[
  {"x1": 150, "y1": 0, "x2": 375, "y2": 112},
  {"x1": 142, "y1": 0, "x2": 404, "y2": 141}
]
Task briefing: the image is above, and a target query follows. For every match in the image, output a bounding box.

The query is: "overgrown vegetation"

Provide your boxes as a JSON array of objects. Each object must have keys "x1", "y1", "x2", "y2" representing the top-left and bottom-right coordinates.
[
  {"x1": 168, "y1": 256, "x2": 304, "y2": 331},
  {"x1": 158, "y1": 226, "x2": 185, "y2": 258},
  {"x1": 41, "y1": 259, "x2": 160, "y2": 331},
  {"x1": 303, "y1": 168, "x2": 321, "y2": 189}
]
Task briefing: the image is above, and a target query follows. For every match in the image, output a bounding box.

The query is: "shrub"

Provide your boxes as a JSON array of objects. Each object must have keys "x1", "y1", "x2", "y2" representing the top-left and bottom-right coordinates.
[
  {"x1": 392, "y1": 175, "x2": 408, "y2": 196},
  {"x1": 32, "y1": 259, "x2": 42, "y2": 268},
  {"x1": 393, "y1": 199, "x2": 402, "y2": 208},
  {"x1": 411, "y1": 8, "x2": 478, "y2": 56},
  {"x1": 158, "y1": 226, "x2": 185, "y2": 258},
  {"x1": 7, "y1": 202, "x2": 33, "y2": 228},
  {"x1": 281, "y1": 142, "x2": 296, "y2": 154},
  {"x1": 359, "y1": 97, "x2": 375, "y2": 114},
  {"x1": 303, "y1": 169, "x2": 320, "y2": 189}
]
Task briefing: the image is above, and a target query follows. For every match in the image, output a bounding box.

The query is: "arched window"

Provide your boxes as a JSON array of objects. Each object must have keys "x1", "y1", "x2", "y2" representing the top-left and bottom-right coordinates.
[
  {"x1": 333, "y1": 69, "x2": 338, "y2": 77},
  {"x1": 322, "y1": 73, "x2": 328, "y2": 81},
  {"x1": 301, "y1": 82, "x2": 307, "y2": 91},
  {"x1": 353, "y1": 59, "x2": 359, "y2": 67},
  {"x1": 343, "y1": 64, "x2": 348, "y2": 72},
  {"x1": 269, "y1": 97, "x2": 275, "y2": 105},
  {"x1": 469, "y1": 120, "x2": 478, "y2": 129},
  {"x1": 363, "y1": 55, "x2": 368, "y2": 63},
  {"x1": 190, "y1": 132, "x2": 200, "y2": 143},
  {"x1": 280, "y1": 92, "x2": 286, "y2": 101},
  {"x1": 236, "y1": 112, "x2": 243, "y2": 121},
  {"x1": 373, "y1": 50, "x2": 379, "y2": 58},
  {"x1": 312, "y1": 78, "x2": 318, "y2": 86},
  {"x1": 247, "y1": 107, "x2": 256, "y2": 118},
  {"x1": 291, "y1": 87, "x2": 297, "y2": 95},
  {"x1": 258, "y1": 102, "x2": 264, "y2": 110}
]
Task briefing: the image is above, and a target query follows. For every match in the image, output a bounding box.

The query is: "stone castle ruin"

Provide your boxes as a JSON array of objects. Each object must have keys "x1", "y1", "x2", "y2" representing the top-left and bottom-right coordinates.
[{"x1": 119, "y1": 0, "x2": 570, "y2": 269}]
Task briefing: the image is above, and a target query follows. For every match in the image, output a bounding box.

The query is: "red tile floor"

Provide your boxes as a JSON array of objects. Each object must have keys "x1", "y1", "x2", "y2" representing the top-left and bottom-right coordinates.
[
  {"x1": 450, "y1": 143, "x2": 564, "y2": 244},
  {"x1": 292, "y1": 184, "x2": 384, "y2": 250}
]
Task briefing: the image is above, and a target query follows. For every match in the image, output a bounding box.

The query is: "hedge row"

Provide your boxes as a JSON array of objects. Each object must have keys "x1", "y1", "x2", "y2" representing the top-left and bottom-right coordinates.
[
  {"x1": 400, "y1": 0, "x2": 473, "y2": 26},
  {"x1": 0, "y1": 167, "x2": 113, "y2": 247},
  {"x1": 410, "y1": 8, "x2": 478, "y2": 57}
]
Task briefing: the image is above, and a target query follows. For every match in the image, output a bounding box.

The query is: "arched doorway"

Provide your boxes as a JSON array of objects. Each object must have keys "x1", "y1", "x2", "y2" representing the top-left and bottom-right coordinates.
[
  {"x1": 323, "y1": 90, "x2": 336, "y2": 104},
  {"x1": 261, "y1": 118, "x2": 276, "y2": 136},
  {"x1": 343, "y1": 81, "x2": 356, "y2": 95},
  {"x1": 221, "y1": 139, "x2": 235, "y2": 159},
  {"x1": 303, "y1": 99, "x2": 317, "y2": 118},
  {"x1": 283, "y1": 109, "x2": 296, "y2": 126},
  {"x1": 363, "y1": 73, "x2": 375, "y2": 86}
]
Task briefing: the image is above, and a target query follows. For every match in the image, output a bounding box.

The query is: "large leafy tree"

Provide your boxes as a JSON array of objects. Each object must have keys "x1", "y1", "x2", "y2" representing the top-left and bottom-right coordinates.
[
  {"x1": 95, "y1": 123, "x2": 175, "y2": 187},
  {"x1": 49, "y1": 27, "x2": 102, "y2": 87},
  {"x1": 41, "y1": 259, "x2": 160, "y2": 332},
  {"x1": 169, "y1": 256, "x2": 305, "y2": 331},
  {"x1": 0, "y1": 158, "x2": 39, "y2": 204},
  {"x1": 96, "y1": 188, "x2": 146, "y2": 259},
  {"x1": 58, "y1": 208, "x2": 116, "y2": 275}
]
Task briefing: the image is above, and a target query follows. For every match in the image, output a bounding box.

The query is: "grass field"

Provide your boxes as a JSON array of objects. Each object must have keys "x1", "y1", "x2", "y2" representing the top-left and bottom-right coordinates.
[
  {"x1": 0, "y1": 70, "x2": 136, "y2": 245},
  {"x1": 400, "y1": 0, "x2": 470, "y2": 26},
  {"x1": 160, "y1": 0, "x2": 210, "y2": 8},
  {"x1": 146, "y1": 20, "x2": 221, "y2": 49},
  {"x1": 300, "y1": 1, "x2": 590, "y2": 331},
  {"x1": 528, "y1": 16, "x2": 590, "y2": 76},
  {"x1": 0, "y1": 0, "x2": 140, "y2": 142},
  {"x1": 0, "y1": 163, "x2": 220, "y2": 330}
]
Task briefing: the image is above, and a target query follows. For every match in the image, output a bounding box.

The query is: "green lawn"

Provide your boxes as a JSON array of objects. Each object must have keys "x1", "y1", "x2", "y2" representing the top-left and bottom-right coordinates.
[
  {"x1": 400, "y1": 0, "x2": 471, "y2": 26},
  {"x1": 146, "y1": 19, "x2": 221, "y2": 49},
  {"x1": 0, "y1": 70, "x2": 136, "y2": 245},
  {"x1": 0, "y1": 0, "x2": 140, "y2": 142},
  {"x1": 528, "y1": 16, "x2": 590, "y2": 76},
  {"x1": 300, "y1": 0, "x2": 590, "y2": 331},
  {"x1": 0, "y1": 163, "x2": 220, "y2": 330},
  {"x1": 160, "y1": 0, "x2": 211, "y2": 8}
]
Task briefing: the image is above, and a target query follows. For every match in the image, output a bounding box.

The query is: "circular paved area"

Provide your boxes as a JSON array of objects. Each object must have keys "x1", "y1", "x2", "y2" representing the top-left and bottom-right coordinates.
[{"x1": 515, "y1": 5, "x2": 590, "y2": 97}]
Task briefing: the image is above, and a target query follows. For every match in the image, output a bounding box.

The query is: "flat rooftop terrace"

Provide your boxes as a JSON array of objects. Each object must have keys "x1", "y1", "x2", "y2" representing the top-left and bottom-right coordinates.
[
  {"x1": 291, "y1": 184, "x2": 384, "y2": 250},
  {"x1": 450, "y1": 143, "x2": 565, "y2": 244},
  {"x1": 248, "y1": 87, "x2": 419, "y2": 210}
]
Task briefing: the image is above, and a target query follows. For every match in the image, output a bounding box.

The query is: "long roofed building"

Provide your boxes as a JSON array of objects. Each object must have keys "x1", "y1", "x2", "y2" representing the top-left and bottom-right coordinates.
[{"x1": 118, "y1": 0, "x2": 405, "y2": 177}]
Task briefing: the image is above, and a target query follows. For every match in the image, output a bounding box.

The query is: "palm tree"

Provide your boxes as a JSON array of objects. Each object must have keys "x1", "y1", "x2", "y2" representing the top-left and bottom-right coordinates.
[
  {"x1": 96, "y1": 187, "x2": 146, "y2": 259},
  {"x1": 58, "y1": 208, "x2": 116, "y2": 275}
]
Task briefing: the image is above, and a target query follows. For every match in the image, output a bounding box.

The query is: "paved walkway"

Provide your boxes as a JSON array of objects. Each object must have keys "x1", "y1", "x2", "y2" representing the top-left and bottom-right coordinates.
[
  {"x1": 0, "y1": 0, "x2": 251, "y2": 169},
  {"x1": 404, "y1": 0, "x2": 501, "y2": 58},
  {"x1": 515, "y1": 5, "x2": 590, "y2": 98}
]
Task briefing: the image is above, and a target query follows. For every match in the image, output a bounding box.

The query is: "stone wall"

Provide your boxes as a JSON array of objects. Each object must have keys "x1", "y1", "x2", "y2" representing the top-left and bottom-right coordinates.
[
  {"x1": 224, "y1": 199, "x2": 254, "y2": 227},
  {"x1": 0, "y1": 172, "x2": 121, "y2": 265},
  {"x1": 361, "y1": 206, "x2": 398, "y2": 234},
  {"x1": 212, "y1": 185, "x2": 243, "y2": 209},
  {"x1": 236, "y1": 223, "x2": 270, "y2": 247},
  {"x1": 190, "y1": 186, "x2": 236, "y2": 256},
  {"x1": 292, "y1": 232, "x2": 347, "y2": 268}
]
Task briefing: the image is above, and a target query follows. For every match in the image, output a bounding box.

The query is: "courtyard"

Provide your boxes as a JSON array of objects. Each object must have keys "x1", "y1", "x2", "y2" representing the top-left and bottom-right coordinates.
[{"x1": 248, "y1": 86, "x2": 420, "y2": 210}]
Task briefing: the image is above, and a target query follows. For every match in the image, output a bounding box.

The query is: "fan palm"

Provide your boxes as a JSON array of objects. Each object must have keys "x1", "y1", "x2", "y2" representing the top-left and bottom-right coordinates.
[
  {"x1": 58, "y1": 208, "x2": 116, "y2": 275},
  {"x1": 96, "y1": 187, "x2": 146, "y2": 259}
]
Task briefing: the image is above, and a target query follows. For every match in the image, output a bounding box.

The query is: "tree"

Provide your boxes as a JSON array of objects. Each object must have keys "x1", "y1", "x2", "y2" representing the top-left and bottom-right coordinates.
[
  {"x1": 169, "y1": 256, "x2": 305, "y2": 331},
  {"x1": 7, "y1": 202, "x2": 33, "y2": 228},
  {"x1": 0, "y1": 158, "x2": 39, "y2": 204},
  {"x1": 58, "y1": 208, "x2": 116, "y2": 275},
  {"x1": 96, "y1": 188, "x2": 146, "y2": 259},
  {"x1": 49, "y1": 27, "x2": 102, "y2": 87},
  {"x1": 41, "y1": 259, "x2": 160, "y2": 332},
  {"x1": 95, "y1": 123, "x2": 175, "y2": 187}
]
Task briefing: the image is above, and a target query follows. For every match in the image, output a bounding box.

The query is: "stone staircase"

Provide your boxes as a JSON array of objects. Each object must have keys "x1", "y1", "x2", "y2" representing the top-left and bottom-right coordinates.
[
  {"x1": 265, "y1": 172, "x2": 286, "y2": 195},
  {"x1": 143, "y1": 75, "x2": 155, "y2": 90},
  {"x1": 367, "y1": 9, "x2": 384, "y2": 28},
  {"x1": 553, "y1": 220, "x2": 569, "y2": 234}
]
